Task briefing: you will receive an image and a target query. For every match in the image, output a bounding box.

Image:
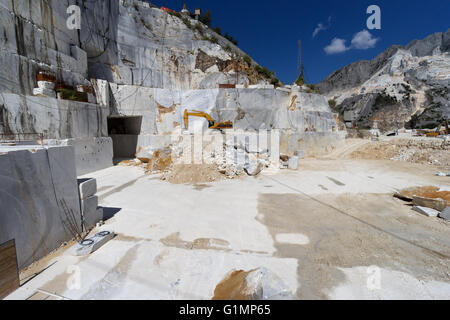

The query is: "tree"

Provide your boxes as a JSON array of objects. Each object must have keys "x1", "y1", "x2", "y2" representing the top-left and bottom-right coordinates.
[
  {"x1": 295, "y1": 75, "x2": 305, "y2": 86},
  {"x1": 199, "y1": 10, "x2": 212, "y2": 26},
  {"x1": 214, "y1": 26, "x2": 221, "y2": 35}
]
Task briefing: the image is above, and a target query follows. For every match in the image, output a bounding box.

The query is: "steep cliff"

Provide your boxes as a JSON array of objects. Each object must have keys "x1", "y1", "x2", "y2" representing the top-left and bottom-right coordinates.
[
  {"x1": 80, "y1": 0, "x2": 271, "y2": 89},
  {"x1": 0, "y1": 0, "x2": 343, "y2": 169},
  {"x1": 318, "y1": 29, "x2": 450, "y2": 132}
]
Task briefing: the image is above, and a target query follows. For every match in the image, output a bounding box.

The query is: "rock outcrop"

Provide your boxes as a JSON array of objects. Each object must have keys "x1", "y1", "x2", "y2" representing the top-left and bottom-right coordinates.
[
  {"x1": 318, "y1": 29, "x2": 450, "y2": 132},
  {"x1": 0, "y1": 0, "x2": 344, "y2": 175},
  {"x1": 81, "y1": 0, "x2": 270, "y2": 89}
]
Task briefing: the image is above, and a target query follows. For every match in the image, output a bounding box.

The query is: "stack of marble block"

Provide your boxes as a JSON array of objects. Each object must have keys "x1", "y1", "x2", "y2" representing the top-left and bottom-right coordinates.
[
  {"x1": 33, "y1": 80, "x2": 56, "y2": 98},
  {"x1": 77, "y1": 178, "x2": 104, "y2": 231}
]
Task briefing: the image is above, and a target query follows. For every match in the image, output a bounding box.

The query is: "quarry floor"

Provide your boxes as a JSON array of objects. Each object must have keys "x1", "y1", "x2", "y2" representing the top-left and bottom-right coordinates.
[{"x1": 6, "y1": 145, "x2": 450, "y2": 300}]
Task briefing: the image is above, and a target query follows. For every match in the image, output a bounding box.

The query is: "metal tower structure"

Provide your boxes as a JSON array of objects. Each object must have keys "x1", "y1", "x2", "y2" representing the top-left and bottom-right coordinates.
[{"x1": 297, "y1": 40, "x2": 304, "y2": 80}]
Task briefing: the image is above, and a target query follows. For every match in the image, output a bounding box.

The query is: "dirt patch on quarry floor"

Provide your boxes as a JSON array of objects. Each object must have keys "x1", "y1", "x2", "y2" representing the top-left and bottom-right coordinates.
[
  {"x1": 161, "y1": 164, "x2": 226, "y2": 184},
  {"x1": 257, "y1": 192, "x2": 450, "y2": 299},
  {"x1": 160, "y1": 232, "x2": 231, "y2": 251},
  {"x1": 348, "y1": 138, "x2": 450, "y2": 168},
  {"x1": 212, "y1": 269, "x2": 257, "y2": 300}
]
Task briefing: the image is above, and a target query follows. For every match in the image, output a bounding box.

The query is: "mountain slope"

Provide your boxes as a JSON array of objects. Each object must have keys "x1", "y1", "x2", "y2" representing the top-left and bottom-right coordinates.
[{"x1": 317, "y1": 29, "x2": 450, "y2": 132}]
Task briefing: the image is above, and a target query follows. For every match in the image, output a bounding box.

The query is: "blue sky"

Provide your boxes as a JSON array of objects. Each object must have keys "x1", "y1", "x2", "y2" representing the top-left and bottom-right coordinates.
[{"x1": 151, "y1": 0, "x2": 449, "y2": 84}]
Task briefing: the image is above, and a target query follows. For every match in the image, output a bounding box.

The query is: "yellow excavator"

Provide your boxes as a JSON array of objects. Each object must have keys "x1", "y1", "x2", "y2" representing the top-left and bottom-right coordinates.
[
  {"x1": 184, "y1": 109, "x2": 233, "y2": 130},
  {"x1": 426, "y1": 119, "x2": 450, "y2": 137}
]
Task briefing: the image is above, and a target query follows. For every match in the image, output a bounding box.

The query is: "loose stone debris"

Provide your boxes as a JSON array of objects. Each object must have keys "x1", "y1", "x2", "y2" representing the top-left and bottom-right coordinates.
[
  {"x1": 395, "y1": 186, "x2": 450, "y2": 220},
  {"x1": 412, "y1": 206, "x2": 440, "y2": 217}
]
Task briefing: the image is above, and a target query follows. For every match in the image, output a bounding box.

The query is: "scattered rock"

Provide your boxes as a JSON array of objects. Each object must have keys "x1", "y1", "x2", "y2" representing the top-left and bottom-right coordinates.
[
  {"x1": 212, "y1": 268, "x2": 292, "y2": 300},
  {"x1": 288, "y1": 156, "x2": 299, "y2": 170},
  {"x1": 33, "y1": 87, "x2": 56, "y2": 98},
  {"x1": 244, "y1": 160, "x2": 265, "y2": 176},
  {"x1": 439, "y1": 207, "x2": 450, "y2": 221},
  {"x1": 412, "y1": 206, "x2": 440, "y2": 217},
  {"x1": 413, "y1": 195, "x2": 449, "y2": 212},
  {"x1": 396, "y1": 186, "x2": 450, "y2": 203}
]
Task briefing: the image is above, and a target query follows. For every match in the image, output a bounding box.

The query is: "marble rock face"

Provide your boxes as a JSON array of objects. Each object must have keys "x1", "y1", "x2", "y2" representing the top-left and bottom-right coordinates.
[
  {"x1": 317, "y1": 29, "x2": 450, "y2": 132},
  {"x1": 0, "y1": 0, "x2": 344, "y2": 170},
  {"x1": 81, "y1": 0, "x2": 268, "y2": 90}
]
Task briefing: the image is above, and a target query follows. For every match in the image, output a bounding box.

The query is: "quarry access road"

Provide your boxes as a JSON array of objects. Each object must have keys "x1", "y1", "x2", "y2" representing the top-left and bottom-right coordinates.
[
  {"x1": 7, "y1": 159, "x2": 450, "y2": 300},
  {"x1": 319, "y1": 138, "x2": 371, "y2": 160}
]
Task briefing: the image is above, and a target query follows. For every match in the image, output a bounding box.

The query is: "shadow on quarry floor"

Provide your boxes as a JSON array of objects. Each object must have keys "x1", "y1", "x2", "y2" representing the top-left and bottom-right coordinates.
[{"x1": 101, "y1": 207, "x2": 122, "y2": 221}]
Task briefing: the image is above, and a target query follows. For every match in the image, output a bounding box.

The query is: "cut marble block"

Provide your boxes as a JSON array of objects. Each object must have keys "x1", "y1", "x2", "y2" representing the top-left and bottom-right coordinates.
[
  {"x1": 81, "y1": 196, "x2": 102, "y2": 229},
  {"x1": 77, "y1": 178, "x2": 97, "y2": 200},
  {"x1": 33, "y1": 87, "x2": 56, "y2": 98}
]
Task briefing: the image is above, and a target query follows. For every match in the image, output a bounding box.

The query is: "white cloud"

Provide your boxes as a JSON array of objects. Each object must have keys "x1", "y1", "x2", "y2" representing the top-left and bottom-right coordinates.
[
  {"x1": 312, "y1": 16, "x2": 332, "y2": 38},
  {"x1": 313, "y1": 23, "x2": 326, "y2": 38},
  {"x1": 351, "y1": 30, "x2": 380, "y2": 49},
  {"x1": 324, "y1": 30, "x2": 380, "y2": 55},
  {"x1": 324, "y1": 38, "x2": 349, "y2": 54}
]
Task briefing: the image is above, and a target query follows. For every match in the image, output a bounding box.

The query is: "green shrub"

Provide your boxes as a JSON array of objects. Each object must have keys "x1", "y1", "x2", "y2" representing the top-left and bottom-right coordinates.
[
  {"x1": 306, "y1": 84, "x2": 321, "y2": 94},
  {"x1": 243, "y1": 55, "x2": 252, "y2": 65},
  {"x1": 199, "y1": 10, "x2": 212, "y2": 26},
  {"x1": 201, "y1": 35, "x2": 218, "y2": 44},
  {"x1": 210, "y1": 36, "x2": 218, "y2": 44},
  {"x1": 214, "y1": 26, "x2": 221, "y2": 35},
  {"x1": 295, "y1": 75, "x2": 305, "y2": 86},
  {"x1": 270, "y1": 77, "x2": 279, "y2": 85},
  {"x1": 194, "y1": 23, "x2": 204, "y2": 35},
  {"x1": 328, "y1": 99, "x2": 337, "y2": 109},
  {"x1": 260, "y1": 67, "x2": 273, "y2": 79},
  {"x1": 57, "y1": 88, "x2": 88, "y2": 102},
  {"x1": 254, "y1": 65, "x2": 274, "y2": 80},
  {"x1": 182, "y1": 17, "x2": 192, "y2": 29},
  {"x1": 224, "y1": 33, "x2": 238, "y2": 45},
  {"x1": 375, "y1": 93, "x2": 397, "y2": 106}
]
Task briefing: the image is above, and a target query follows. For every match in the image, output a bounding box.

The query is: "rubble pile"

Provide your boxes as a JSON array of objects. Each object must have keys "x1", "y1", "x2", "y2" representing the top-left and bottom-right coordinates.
[
  {"x1": 350, "y1": 137, "x2": 450, "y2": 167},
  {"x1": 117, "y1": 130, "x2": 303, "y2": 183},
  {"x1": 395, "y1": 186, "x2": 450, "y2": 221}
]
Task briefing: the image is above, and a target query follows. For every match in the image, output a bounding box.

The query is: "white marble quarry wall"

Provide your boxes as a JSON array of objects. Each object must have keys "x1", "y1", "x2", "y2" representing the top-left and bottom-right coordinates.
[
  {"x1": 0, "y1": 94, "x2": 113, "y2": 175},
  {"x1": 280, "y1": 131, "x2": 346, "y2": 157},
  {"x1": 0, "y1": 93, "x2": 108, "y2": 139},
  {"x1": 109, "y1": 85, "x2": 344, "y2": 155},
  {"x1": 110, "y1": 85, "x2": 339, "y2": 133},
  {"x1": 0, "y1": 0, "x2": 90, "y2": 95},
  {"x1": 83, "y1": 0, "x2": 263, "y2": 89},
  {"x1": 0, "y1": 145, "x2": 82, "y2": 270}
]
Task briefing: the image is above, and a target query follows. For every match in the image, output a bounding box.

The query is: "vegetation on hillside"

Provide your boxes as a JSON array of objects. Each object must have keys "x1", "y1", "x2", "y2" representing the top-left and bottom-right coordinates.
[{"x1": 295, "y1": 75, "x2": 305, "y2": 86}]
